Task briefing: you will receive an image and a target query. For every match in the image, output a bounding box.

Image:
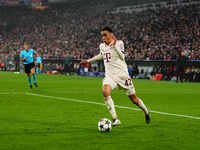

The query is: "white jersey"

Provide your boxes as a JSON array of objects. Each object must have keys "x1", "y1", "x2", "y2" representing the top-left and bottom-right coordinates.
[
  {"x1": 99, "y1": 40, "x2": 129, "y2": 78},
  {"x1": 88, "y1": 40, "x2": 135, "y2": 95}
]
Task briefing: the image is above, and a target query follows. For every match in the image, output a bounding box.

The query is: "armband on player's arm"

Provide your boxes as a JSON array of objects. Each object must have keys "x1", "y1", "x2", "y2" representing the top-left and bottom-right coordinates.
[
  {"x1": 113, "y1": 41, "x2": 125, "y2": 60},
  {"x1": 87, "y1": 53, "x2": 103, "y2": 63}
]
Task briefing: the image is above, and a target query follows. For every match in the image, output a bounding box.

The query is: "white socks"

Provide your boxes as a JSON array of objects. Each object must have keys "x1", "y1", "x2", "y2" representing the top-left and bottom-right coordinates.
[
  {"x1": 104, "y1": 96, "x2": 148, "y2": 119},
  {"x1": 137, "y1": 98, "x2": 149, "y2": 115},
  {"x1": 105, "y1": 96, "x2": 117, "y2": 119}
]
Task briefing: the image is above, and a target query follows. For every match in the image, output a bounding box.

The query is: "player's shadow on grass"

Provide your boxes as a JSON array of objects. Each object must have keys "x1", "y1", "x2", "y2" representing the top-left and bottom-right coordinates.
[
  {"x1": 0, "y1": 126, "x2": 99, "y2": 137},
  {"x1": 0, "y1": 117, "x2": 153, "y2": 136},
  {"x1": 0, "y1": 117, "x2": 98, "y2": 136},
  {"x1": 0, "y1": 125, "x2": 152, "y2": 137}
]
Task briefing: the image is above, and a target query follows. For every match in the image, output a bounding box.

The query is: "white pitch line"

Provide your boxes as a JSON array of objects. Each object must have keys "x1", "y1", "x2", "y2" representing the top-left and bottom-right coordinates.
[
  {"x1": 26, "y1": 92, "x2": 200, "y2": 120},
  {"x1": 0, "y1": 92, "x2": 24, "y2": 95}
]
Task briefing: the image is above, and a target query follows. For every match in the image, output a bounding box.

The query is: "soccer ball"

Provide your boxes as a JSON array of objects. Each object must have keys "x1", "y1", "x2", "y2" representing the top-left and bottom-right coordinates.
[{"x1": 98, "y1": 118, "x2": 112, "y2": 132}]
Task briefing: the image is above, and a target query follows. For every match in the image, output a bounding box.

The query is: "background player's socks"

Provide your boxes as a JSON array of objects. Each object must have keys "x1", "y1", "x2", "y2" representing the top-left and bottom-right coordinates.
[
  {"x1": 137, "y1": 98, "x2": 149, "y2": 115},
  {"x1": 34, "y1": 83, "x2": 38, "y2": 87},
  {"x1": 28, "y1": 77, "x2": 32, "y2": 87},
  {"x1": 105, "y1": 96, "x2": 117, "y2": 119},
  {"x1": 32, "y1": 74, "x2": 38, "y2": 87},
  {"x1": 32, "y1": 74, "x2": 36, "y2": 84}
]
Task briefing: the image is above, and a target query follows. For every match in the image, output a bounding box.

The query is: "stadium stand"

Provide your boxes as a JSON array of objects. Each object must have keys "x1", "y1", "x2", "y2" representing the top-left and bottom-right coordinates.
[{"x1": 0, "y1": 0, "x2": 200, "y2": 81}]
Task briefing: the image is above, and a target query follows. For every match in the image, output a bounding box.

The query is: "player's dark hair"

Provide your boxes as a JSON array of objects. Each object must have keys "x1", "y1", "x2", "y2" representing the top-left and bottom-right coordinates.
[{"x1": 102, "y1": 27, "x2": 113, "y2": 33}]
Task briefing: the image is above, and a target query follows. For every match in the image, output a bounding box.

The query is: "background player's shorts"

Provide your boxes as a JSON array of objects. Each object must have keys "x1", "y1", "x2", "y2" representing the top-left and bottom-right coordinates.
[
  {"x1": 24, "y1": 62, "x2": 35, "y2": 74},
  {"x1": 103, "y1": 74, "x2": 136, "y2": 96}
]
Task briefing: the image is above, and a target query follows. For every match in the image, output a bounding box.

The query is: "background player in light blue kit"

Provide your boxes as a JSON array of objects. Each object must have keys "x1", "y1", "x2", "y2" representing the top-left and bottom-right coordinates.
[
  {"x1": 20, "y1": 42, "x2": 39, "y2": 88},
  {"x1": 36, "y1": 55, "x2": 43, "y2": 74}
]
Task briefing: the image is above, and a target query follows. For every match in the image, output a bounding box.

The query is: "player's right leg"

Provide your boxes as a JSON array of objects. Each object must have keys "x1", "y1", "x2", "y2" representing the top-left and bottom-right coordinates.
[
  {"x1": 120, "y1": 76, "x2": 150, "y2": 124},
  {"x1": 26, "y1": 73, "x2": 32, "y2": 88},
  {"x1": 102, "y1": 77, "x2": 120, "y2": 126}
]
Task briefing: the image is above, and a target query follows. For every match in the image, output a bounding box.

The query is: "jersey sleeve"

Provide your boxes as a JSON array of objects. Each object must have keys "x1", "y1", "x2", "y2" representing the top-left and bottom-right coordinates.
[
  {"x1": 114, "y1": 40, "x2": 125, "y2": 60},
  {"x1": 19, "y1": 51, "x2": 25, "y2": 58},
  {"x1": 32, "y1": 49, "x2": 36, "y2": 55}
]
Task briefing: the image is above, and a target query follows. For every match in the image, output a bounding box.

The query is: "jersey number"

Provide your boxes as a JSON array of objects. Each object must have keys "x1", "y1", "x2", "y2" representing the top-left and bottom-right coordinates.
[
  {"x1": 104, "y1": 53, "x2": 111, "y2": 63},
  {"x1": 125, "y1": 79, "x2": 132, "y2": 86}
]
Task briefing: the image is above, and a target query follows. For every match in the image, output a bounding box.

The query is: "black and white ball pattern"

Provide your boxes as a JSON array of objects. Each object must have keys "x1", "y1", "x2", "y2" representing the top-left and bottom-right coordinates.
[{"x1": 98, "y1": 118, "x2": 112, "y2": 132}]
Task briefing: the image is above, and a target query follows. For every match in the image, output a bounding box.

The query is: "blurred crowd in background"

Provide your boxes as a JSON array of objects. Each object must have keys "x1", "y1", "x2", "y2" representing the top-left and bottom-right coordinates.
[
  {"x1": 0, "y1": 1, "x2": 200, "y2": 82},
  {"x1": 1, "y1": 3, "x2": 200, "y2": 60}
]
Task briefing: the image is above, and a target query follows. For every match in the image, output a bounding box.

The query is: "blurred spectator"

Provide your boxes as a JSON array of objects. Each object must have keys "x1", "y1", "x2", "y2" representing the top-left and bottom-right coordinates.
[
  {"x1": 176, "y1": 51, "x2": 188, "y2": 82},
  {"x1": 0, "y1": 2, "x2": 200, "y2": 82},
  {"x1": 63, "y1": 53, "x2": 72, "y2": 75},
  {"x1": 0, "y1": 4, "x2": 200, "y2": 61}
]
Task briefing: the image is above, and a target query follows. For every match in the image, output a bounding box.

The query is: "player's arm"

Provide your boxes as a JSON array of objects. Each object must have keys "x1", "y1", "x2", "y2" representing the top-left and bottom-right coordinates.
[
  {"x1": 81, "y1": 44, "x2": 104, "y2": 64},
  {"x1": 81, "y1": 53, "x2": 103, "y2": 63},
  {"x1": 33, "y1": 50, "x2": 38, "y2": 57},
  {"x1": 20, "y1": 57, "x2": 26, "y2": 61},
  {"x1": 31, "y1": 49, "x2": 38, "y2": 59},
  {"x1": 113, "y1": 40, "x2": 125, "y2": 61},
  {"x1": 19, "y1": 51, "x2": 27, "y2": 61},
  {"x1": 111, "y1": 34, "x2": 125, "y2": 60},
  {"x1": 33, "y1": 50, "x2": 39, "y2": 64},
  {"x1": 87, "y1": 53, "x2": 103, "y2": 63}
]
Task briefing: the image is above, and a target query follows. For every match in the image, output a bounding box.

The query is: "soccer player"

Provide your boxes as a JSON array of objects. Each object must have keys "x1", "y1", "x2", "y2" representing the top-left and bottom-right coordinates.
[
  {"x1": 81, "y1": 27, "x2": 150, "y2": 126},
  {"x1": 20, "y1": 42, "x2": 38, "y2": 88},
  {"x1": 36, "y1": 55, "x2": 43, "y2": 74}
]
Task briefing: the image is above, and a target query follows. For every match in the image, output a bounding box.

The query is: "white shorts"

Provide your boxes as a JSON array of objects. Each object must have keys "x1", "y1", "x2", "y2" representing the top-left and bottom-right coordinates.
[{"x1": 103, "y1": 75, "x2": 136, "y2": 96}]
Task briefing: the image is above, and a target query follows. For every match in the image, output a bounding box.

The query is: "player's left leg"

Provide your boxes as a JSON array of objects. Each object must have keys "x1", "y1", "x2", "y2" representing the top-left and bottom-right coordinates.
[
  {"x1": 31, "y1": 67, "x2": 38, "y2": 87},
  {"x1": 128, "y1": 94, "x2": 150, "y2": 124},
  {"x1": 24, "y1": 64, "x2": 33, "y2": 88},
  {"x1": 121, "y1": 77, "x2": 150, "y2": 124}
]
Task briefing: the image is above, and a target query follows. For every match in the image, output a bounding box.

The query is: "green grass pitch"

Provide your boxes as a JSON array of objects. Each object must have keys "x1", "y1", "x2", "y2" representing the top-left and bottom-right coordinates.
[{"x1": 0, "y1": 72, "x2": 199, "y2": 150}]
